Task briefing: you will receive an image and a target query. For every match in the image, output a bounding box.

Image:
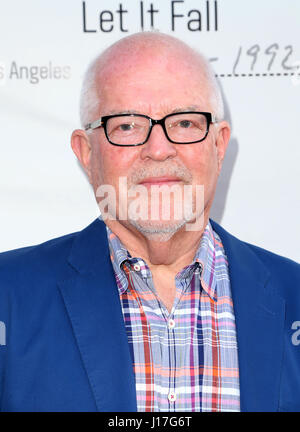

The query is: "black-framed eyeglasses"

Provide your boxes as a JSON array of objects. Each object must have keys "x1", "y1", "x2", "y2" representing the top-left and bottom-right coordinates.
[{"x1": 84, "y1": 111, "x2": 217, "y2": 147}]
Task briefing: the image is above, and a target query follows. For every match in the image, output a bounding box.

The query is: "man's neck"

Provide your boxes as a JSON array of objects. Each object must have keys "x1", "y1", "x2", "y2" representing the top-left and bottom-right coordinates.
[{"x1": 105, "y1": 213, "x2": 210, "y2": 273}]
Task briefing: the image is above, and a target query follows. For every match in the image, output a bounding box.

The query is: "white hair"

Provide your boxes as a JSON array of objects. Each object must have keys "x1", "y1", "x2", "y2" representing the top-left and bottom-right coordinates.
[
  {"x1": 80, "y1": 60, "x2": 99, "y2": 131},
  {"x1": 79, "y1": 32, "x2": 224, "y2": 129},
  {"x1": 200, "y1": 59, "x2": 224, "y2": 120}
]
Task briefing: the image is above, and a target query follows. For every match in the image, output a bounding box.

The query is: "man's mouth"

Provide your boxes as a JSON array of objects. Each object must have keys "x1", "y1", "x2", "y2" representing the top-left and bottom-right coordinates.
[{"x1": 138, "y1": 176, "x2": 183, "y2": 187}]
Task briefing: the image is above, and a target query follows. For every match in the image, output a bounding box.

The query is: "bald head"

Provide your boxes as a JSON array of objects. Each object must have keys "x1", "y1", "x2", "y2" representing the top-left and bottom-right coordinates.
[{"x1": 80, "y1": 32, "x2": 224, "y2": 129}]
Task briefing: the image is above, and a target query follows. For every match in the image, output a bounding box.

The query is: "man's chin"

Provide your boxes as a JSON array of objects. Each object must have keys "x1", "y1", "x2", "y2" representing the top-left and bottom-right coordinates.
[{"x1": 128, "y1": 218, "x2": 187, "y2": 242}]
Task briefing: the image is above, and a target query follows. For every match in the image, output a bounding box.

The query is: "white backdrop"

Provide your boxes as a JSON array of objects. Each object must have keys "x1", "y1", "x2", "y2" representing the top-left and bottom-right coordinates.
[{"x1": 0, "y1": 0, "x2": 299, "y2": 262}]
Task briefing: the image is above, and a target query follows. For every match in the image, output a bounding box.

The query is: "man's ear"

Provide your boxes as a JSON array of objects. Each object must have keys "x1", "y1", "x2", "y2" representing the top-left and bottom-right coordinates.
[
  {"x1": 71, "y1": 129, "x2": 92, "y2": 183},
  {"x1": 215, "y1": 121, "x2": 231, "y2": 173}
]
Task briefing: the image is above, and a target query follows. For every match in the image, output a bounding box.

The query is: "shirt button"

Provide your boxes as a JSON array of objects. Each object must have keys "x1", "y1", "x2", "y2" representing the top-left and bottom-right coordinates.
[
  {"x1": 168, "y1": 319, "x2": 175, "y2": 329},
  {"x1": 133, "y1": 263, "x2": 141, "y2": 272},
  {"x1": 168, "y1": 391, "x2": 176, "y2": 402}
]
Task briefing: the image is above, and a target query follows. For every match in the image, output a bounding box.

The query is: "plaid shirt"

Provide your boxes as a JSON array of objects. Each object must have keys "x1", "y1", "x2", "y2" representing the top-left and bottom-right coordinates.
[{"x1": 107, "y1": 222, "x2": 240, "y2": 412}]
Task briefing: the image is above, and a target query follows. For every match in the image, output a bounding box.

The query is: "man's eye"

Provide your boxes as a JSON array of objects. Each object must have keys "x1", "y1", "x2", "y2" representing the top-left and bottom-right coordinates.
[
  {"x1": 179, "y1": 120, "x2": 192, "y2": 128},
  {"x1": 119, "y1": 123, "x2": 134, "y2": 131}
]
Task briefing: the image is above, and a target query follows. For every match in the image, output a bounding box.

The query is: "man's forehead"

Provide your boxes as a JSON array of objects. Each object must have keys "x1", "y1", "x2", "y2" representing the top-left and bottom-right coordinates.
[{"x1": 95, "y1": 59, "x2": 212, "y2": 116}]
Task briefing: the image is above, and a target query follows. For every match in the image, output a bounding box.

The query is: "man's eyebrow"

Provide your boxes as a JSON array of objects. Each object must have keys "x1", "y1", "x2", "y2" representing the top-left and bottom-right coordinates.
[
  {"x1": 104, "y1": 106, "x2": 204, "y2": 116},
  {"x1": 104, "y1": 109, "x2": 139, "y2": 116},
  {"x1": 170, "y1": 105, "x2": 203, "y2": 113}
]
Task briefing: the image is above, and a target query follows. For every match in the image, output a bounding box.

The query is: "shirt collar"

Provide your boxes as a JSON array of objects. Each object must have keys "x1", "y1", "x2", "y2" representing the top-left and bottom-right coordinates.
[
  {"x1": 192, "y1": 222, "x2": 218, "y2": 301},
  {"x1": 107, "y1": 228, "x2": 131, "y2": 294},
  {"x1": 106, "y1": 221, "x2": 219, "y2": 301}
]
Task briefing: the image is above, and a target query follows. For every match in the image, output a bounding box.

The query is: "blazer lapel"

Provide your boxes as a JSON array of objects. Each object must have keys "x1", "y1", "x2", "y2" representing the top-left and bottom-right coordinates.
[
  {"x1": 211, "y1": 220, "x2": 285, "y2": 412},
  {"x1": 58, "y1": 219, "x2": 137, "y2": 412}
]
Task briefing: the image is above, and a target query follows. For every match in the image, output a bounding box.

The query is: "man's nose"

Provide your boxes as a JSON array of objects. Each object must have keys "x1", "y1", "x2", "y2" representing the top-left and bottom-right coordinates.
[{"x1": 139, "y1": 124, "x2": 177, "y2": 161}]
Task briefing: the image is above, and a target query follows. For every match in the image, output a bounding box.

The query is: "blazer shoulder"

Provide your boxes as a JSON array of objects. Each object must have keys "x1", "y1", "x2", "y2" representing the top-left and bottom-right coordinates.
[
  {"x1": 210, "y1": 219, "x2": 300, "y2": 299},
  {"x1": 245, "y1": 241, "x2": 300, "y2": 279},
  {"x1": 0, "y1": 230, "x2": 78, "y2": 287},
  {"x1": 246, "y1": 243, "x2": 300, "y2": 302},
  {"x1": 211, "y1": 219, "x2": 299, "y2": 271}
]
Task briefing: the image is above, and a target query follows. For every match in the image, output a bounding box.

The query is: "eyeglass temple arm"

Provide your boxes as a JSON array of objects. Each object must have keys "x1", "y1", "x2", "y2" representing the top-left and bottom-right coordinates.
[{"x1": 84, "y1": 118, "x2": 103, "y2": 131}]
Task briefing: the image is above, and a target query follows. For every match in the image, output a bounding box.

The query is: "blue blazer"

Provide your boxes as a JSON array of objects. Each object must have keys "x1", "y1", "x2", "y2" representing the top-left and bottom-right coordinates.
[{"x1": 0, "y1": 218, "x2": 300, "y2": 412}]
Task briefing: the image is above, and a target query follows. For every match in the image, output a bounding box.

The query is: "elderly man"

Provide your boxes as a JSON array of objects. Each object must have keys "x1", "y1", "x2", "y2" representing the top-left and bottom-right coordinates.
[{"x1": 0, "y1": 32, "x2": 300, "y2": 413}]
